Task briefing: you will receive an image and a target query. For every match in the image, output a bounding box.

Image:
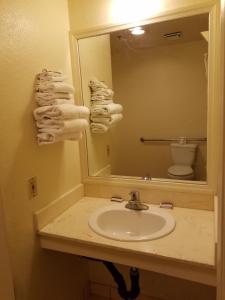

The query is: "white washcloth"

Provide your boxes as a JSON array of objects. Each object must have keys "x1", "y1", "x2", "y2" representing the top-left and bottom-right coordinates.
[
  {"x1": 33, "y1": 104, "x2": 90, "y2": 120},
  {"x1": 90, "y1": 123, "x2": 109, "y2": 133},
  {"x1": 91, "y1": 99, "x2": 113, "y2": 105},
  {"x1": 36, "y1": 98, "x2": 74, "y2": 107},
  {"x1": 37, "y1": 70, "x2": 63, "y2": 78},
  {"x1": 91, "y1": 95, "x2": 113, "y2": 101},
  {"x1": 91, "y1": 103, "x2": 123, "y2": 116},
  {"x1": 38, "y1": 119, "x2": 89, "y2": 134},
  {"x1": 91, "y1": 113, "x2": 123, "y2": 126},
  {"x1": 37, "y1": 131, "x2": 82, "y2": 145},
  {"x1": 36, "y1": 118, "x2": 88, "y2": 129},
  {"x1": 36, "y1": 82, "x2": 74, "y2": 93},
  {"x1": 36, "y1": 75, "x2": 67, "y2": 82},
  {"x1": 35, "y1": 92, "x2": 73, "y2": 100},
  {"x1": 89, "y1": 79, "x2": 108, "y2": 91},
  {"x1": 92, "y1": 88, "x2": 114, "y2": 98}
]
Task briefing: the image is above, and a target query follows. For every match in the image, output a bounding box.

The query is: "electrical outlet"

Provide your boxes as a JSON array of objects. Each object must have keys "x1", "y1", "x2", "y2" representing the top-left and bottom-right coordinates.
[{"x1": 28, "y1": 177, "x2": 38, "y2": 198}]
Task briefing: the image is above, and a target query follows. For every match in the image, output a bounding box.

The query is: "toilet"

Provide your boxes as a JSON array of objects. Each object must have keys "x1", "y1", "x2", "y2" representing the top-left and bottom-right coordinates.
[{"x1": 168, "y1": 143, "x2": 197, "y2": 180}]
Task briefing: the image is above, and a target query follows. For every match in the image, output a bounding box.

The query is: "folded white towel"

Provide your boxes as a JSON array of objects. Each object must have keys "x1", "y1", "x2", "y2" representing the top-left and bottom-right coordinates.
[
  {"x1": 36, "y1": 82, "x2": 74, "y2": 93},
  {"x1": 37, "y1": 131, "x2": 82, "y2": 145},
  {"x1": 35, "y1": 92, "x2": 73, "y2": 100},
  {"x1": 91, "y1": 88, "x2": 114, "y2": 98},
  {"x1": 36, "y1": 98, "x2": 74, "y2": 107},
  {"x1": 91, "y1": 103, "x2": 123, "y2": 116},
  {"x1": 91, "y1": 99, "x2": 113, "y2": 105},
  {"x1": 36, "y1": 118, "x2": 88, "y2": 129},
  {"x1": 33, "y1": 104, "x2": 90, "y2": 120},
  {"x1": 37, "y1": 119, "x2": 89, "y2": 134},
  {"x1": 91, "y1": 95, "x2": 113, "y2": 101},
  {"x1": 36, "y1": 75, "x2": 67, "y2": 82},
  {"x1": 89, "y1": 79, "x2": 108, "y2": 91},
  {"x1": 37, "y1": 70, "x2": 63, "y2": 78},
  {"x1": 91, "y1": 113, "x2": 123, "y2": 126},
  {"x1": 90, "y1": 123, "x2": 109, "y2": 133}
]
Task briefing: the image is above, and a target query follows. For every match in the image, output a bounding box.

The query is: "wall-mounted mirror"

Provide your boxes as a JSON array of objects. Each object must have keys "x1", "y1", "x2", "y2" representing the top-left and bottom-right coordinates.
[{"x1": 77, "y1": 13, "x2": 209, "y2": 183}]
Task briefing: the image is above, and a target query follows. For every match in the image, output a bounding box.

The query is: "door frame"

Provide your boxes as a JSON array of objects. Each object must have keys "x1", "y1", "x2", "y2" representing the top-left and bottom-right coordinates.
[{"x1": 217, "y1": 0, "x2": 225, "y2": 299}]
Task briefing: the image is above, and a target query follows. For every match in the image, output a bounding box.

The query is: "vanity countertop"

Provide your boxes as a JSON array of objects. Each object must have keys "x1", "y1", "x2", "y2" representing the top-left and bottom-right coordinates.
[{"x1": 38, "y1": 197, "x2": 216, "y2": 285}]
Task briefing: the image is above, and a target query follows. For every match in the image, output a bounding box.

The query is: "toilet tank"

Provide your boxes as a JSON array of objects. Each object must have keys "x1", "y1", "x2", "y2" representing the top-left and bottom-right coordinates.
[{"x1": 170, "y1": 143, "x2": 197, "y2": 166}]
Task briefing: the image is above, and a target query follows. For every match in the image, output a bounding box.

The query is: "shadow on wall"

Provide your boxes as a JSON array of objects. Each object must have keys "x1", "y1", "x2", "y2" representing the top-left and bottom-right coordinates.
[
  {"x1": 1, "y1": 90, "x2": 86, "y2": 300},
  {"x1": 27, "y1": 246, "x2": 87, "y2": 300},
  {"x1": 88, "y1": 261, "x2": 216, "y2": 300}
]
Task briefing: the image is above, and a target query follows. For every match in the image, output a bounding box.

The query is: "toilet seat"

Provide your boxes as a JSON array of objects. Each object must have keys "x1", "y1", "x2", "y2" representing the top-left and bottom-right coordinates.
[{"x1": 168, "y1": 165, "x2": 193, "y2": 177}]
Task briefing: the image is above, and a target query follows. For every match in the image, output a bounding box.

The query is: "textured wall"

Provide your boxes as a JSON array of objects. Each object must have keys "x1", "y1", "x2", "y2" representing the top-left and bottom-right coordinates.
[
  {"x1": 0, "y1": 190, "x2": 14, "y2": 300},
  {"x1": 0, "y1": 0, "x2": 87, "y2": 299}
]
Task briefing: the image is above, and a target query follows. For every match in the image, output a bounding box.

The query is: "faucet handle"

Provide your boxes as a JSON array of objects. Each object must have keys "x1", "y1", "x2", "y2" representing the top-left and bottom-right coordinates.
[{"x1": 129, "y1": 191, "x2": 140, "y2": 201}]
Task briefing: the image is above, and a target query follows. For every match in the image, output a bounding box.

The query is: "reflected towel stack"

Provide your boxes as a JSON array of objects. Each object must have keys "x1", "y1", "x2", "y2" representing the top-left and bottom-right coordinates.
[
  {"x1": 33, "y1": 69, "x2": 90, "y2": 145},
  {"x1": 89, "y1": 79, "x2": 113, "y2": 105},
  {"x1": 89, "y1": 79, "x2": 123, "y2": 133}
]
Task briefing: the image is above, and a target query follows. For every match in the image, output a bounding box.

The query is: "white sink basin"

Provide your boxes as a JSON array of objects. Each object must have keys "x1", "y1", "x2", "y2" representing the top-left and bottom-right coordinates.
[{"x1": 89, "y1": 203, "x2": 175, "y2": 241}]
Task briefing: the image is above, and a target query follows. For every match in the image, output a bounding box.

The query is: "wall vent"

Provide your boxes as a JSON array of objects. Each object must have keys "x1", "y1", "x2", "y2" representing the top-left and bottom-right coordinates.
[{"x1": 163, "y1": 31, "x2": 182, "y2": 40}]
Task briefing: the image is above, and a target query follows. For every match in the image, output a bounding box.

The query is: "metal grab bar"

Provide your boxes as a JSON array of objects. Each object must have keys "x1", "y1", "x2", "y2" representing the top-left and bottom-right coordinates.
[{"x1": 140, "y1": 137, "x2": 207, "y2": 143}]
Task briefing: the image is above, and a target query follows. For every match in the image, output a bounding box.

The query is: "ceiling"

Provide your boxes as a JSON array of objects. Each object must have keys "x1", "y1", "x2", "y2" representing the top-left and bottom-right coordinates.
[{"x1": 110, "y1": 13, "x2": 209, "y2": 49}]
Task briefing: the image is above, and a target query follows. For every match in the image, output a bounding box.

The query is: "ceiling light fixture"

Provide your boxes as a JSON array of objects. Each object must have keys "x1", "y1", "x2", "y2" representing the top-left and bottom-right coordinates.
[{"x1": 129, "y1": 26, "x2": 145, "y2": 35}]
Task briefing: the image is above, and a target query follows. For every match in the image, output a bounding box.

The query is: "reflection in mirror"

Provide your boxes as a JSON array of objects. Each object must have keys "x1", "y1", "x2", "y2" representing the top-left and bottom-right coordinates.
[{"x1": 77, "y1": 13, "x2": 209, "y2": 183}]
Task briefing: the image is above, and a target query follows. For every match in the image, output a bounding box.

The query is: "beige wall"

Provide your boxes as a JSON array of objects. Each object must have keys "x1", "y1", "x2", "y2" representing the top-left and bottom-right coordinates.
[
  {"x1": 0, "y1": 1, "x2": 87, "y2": 300},
  {"x1": 0, "y1": 190, "x2": 14, "y2": 300},
  {"x1": 68, "y1": 0, "x2": 214, "y2": 32},
  {"x1": 111, "y1": 40, "x2": 207, "y2": 180},
  {"x1": 78, "y1": 35, "x2": 113, "y2": 176}
]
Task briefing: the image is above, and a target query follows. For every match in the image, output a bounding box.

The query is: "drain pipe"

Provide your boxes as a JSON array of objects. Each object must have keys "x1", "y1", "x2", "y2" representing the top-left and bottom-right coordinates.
[
  {"x1": 84, "y1": 257, "x2": 140, "y2": 300},
  {"x1": 103, "y1": 261, "x2": 140, "y2": 300},
  {"x1": 129, "y1": 267, "x2": 140, "y2": 300}
]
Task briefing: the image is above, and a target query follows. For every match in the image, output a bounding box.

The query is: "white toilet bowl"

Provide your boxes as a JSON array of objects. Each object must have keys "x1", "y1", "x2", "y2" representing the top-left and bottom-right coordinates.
[
  {"x1": 168, "y1": 143, "x2": 197, "y2": 180},
  {"x1": 168, "y1": 164, "x2": 194, "y2": 180}
]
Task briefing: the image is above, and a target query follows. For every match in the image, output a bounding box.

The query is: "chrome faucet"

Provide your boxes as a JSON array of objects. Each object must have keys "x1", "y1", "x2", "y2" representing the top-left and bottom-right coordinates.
[{"x1": 125, "y1": 191, "x2": 149, "y2": 211}]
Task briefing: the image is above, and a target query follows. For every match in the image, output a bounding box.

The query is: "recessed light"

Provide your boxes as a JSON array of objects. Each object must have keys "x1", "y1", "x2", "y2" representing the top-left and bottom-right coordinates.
[{"x1": 129, "y1": 26, "x2": 145, "y2": 35}]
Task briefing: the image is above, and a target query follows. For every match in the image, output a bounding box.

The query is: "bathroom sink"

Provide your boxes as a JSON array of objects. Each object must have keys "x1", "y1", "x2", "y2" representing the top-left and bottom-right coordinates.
[{"x1": 89, "y1": 203, "x2": 175, "y2": 241}]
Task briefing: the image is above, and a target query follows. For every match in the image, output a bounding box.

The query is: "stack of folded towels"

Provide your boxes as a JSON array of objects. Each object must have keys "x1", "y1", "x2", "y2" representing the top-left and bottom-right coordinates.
[
  {"x1": 89, "y1": 79, "x2": 123, "y2": 133},
  {"x1": 33, "y1": 69, "x2": 90, "y2": 145}
]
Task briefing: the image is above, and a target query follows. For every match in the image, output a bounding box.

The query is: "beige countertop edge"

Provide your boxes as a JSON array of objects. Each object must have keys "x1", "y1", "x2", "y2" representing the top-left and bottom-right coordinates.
[
  {"x1": 38, "y1": 232, "x2": 216, "y2": 287},
  {"x1": 36, "y1": 197, "x2": 216, "y2": 286},
  {"x1": 38, "y1": 230, "x2": 215, "y2": 268}
]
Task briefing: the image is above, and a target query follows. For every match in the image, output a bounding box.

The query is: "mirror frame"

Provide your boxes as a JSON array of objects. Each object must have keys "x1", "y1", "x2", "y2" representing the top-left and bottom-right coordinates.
[{"x1": 69, "y1": 2, "x2": 221, "y2": 195}]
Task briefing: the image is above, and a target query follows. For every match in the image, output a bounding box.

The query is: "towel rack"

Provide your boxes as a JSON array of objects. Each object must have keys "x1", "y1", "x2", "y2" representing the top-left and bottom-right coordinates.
[{"x1": 140, "y1": 137, "x2": 207, "y2": 143}]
